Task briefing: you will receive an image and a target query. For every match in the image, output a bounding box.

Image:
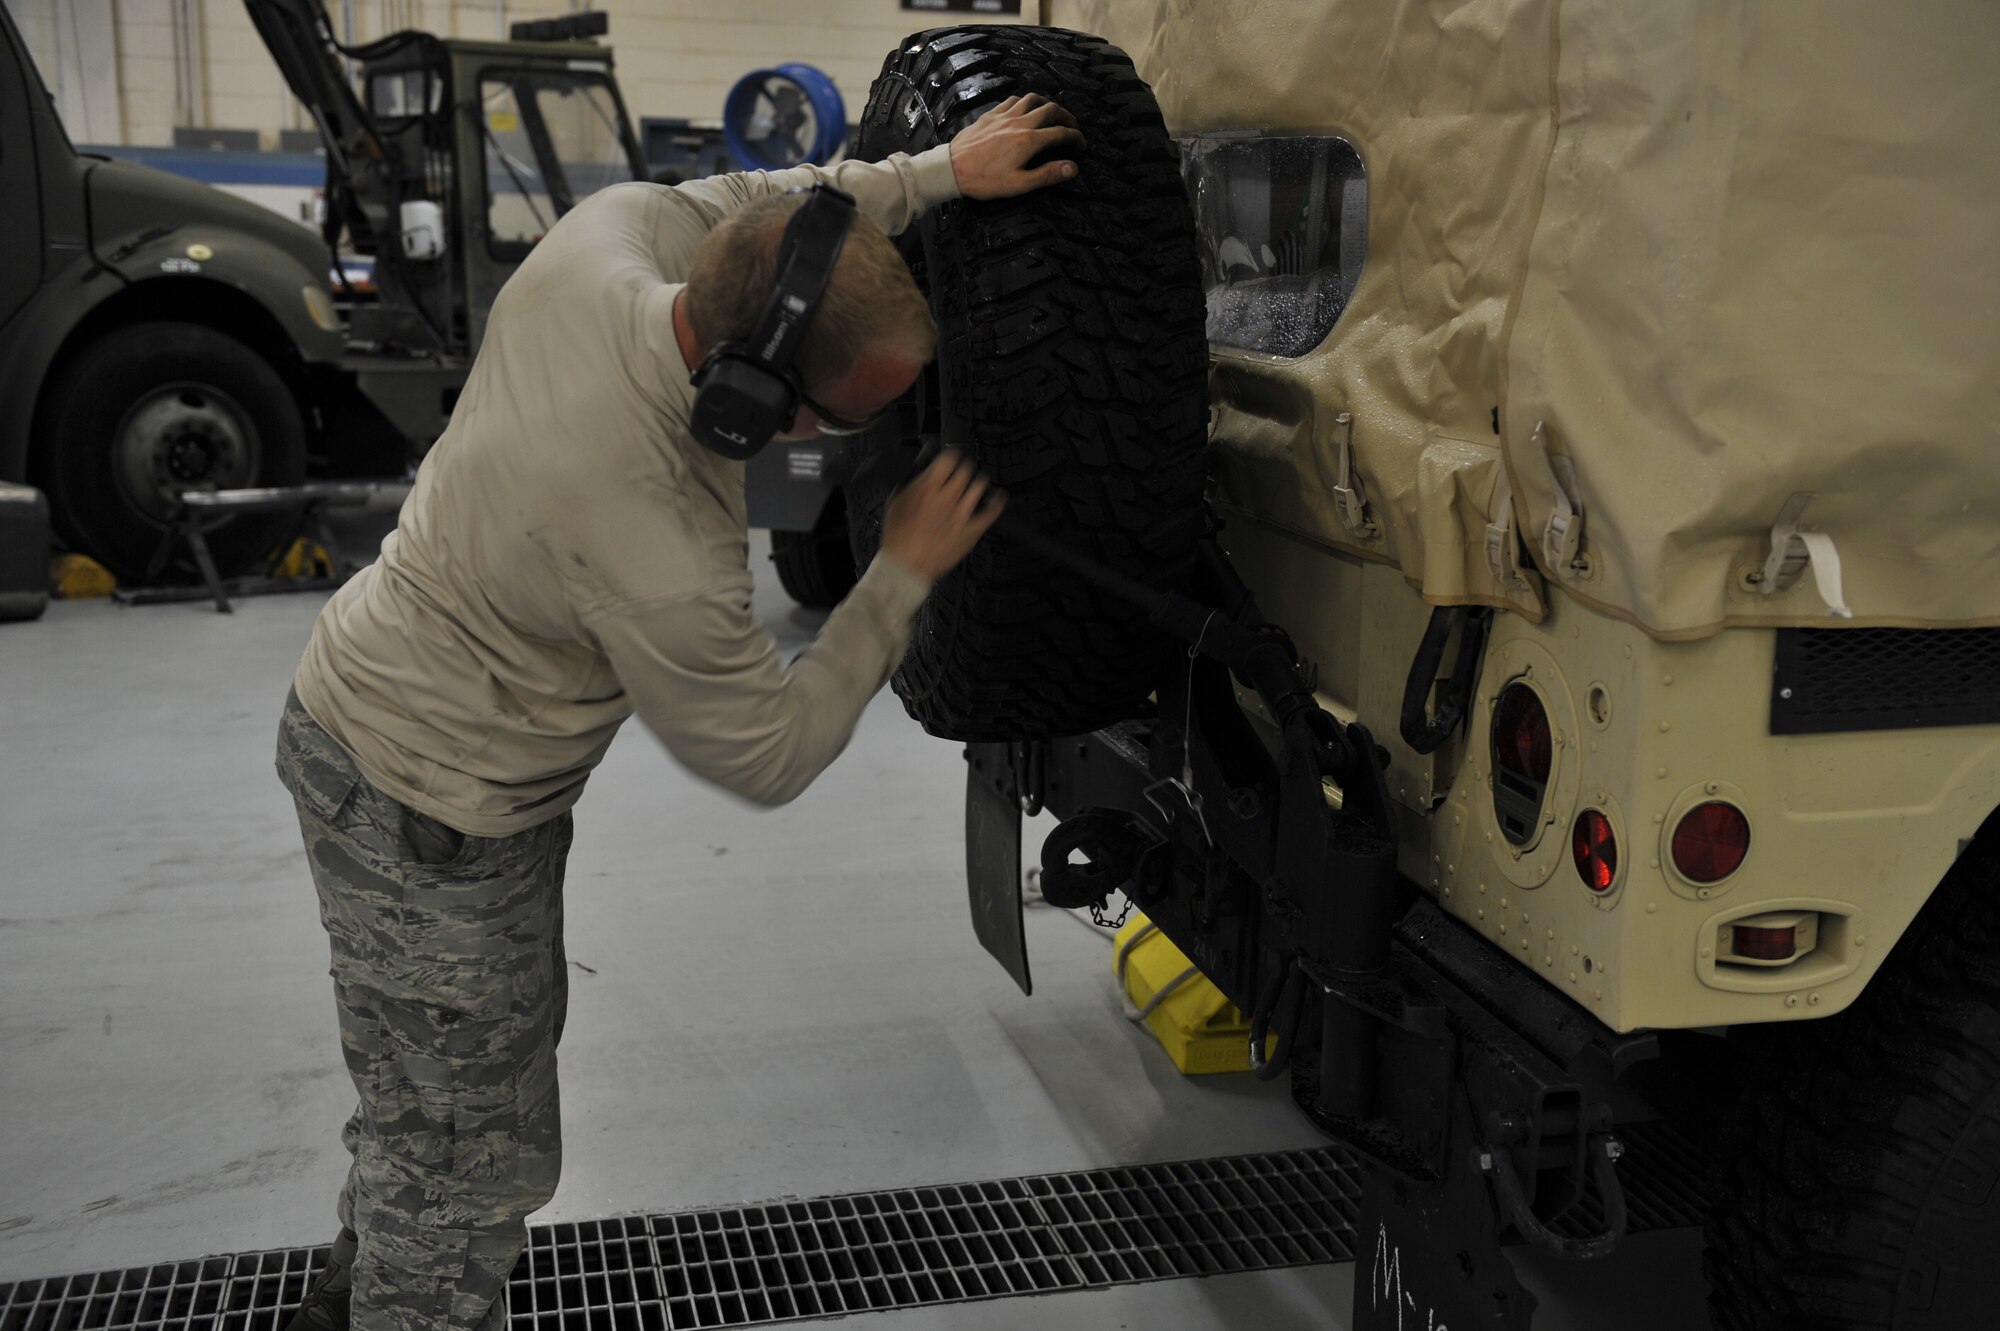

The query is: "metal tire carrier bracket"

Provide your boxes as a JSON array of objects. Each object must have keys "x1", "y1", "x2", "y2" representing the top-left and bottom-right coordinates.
[{"x1": 964, "y1": 513, "x2": 1657, "y2": 1330}]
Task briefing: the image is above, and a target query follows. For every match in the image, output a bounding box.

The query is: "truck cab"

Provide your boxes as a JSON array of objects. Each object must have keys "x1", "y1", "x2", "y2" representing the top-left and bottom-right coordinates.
[{"x1": 0, "y1": 1, "x2": 648, "y2": 583}]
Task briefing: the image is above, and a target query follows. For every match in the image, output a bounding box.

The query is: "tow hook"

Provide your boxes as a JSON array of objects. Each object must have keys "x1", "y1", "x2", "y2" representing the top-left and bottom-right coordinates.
[{"x1": 1479, "y1": 1130, "x2": 1629, "y2": 1260}]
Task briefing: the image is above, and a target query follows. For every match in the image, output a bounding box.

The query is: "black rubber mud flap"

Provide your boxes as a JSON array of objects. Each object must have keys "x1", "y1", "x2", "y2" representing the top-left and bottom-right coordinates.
[
  {"x1": 1355, "y1": 1126, "x2": 1535, "y2": 1331},
  {"x1": 965, "y1": 742, "x2": 1030, "y2": 995}
]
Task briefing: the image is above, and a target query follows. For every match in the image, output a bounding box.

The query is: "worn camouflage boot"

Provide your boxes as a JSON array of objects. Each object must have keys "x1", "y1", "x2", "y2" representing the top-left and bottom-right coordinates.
[{"x1": 284, "y1": 1229, "x2": 357, "y2": 1331}]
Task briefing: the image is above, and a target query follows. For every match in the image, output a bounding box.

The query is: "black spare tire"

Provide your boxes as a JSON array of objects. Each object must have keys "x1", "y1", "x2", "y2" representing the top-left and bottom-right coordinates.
[{"x1": 849, "y1": 25, "x2": 1209, "y2": 743}]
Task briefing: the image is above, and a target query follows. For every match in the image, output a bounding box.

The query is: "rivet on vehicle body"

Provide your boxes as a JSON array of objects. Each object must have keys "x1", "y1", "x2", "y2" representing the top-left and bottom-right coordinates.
[
  {"x1": 1545, "y1": 955, "x2": 1554, "y2": 967},
  {"x1": 1499, "y1": 922, "x2": 1508, "y2": 934},
  {"x1": 1646, "y1": 902, "x2": 1658, "y2": 914},
  {"x1": 1476, "y1": 908, "x2": 1486, "y2": 920},
  {"x1": 1700, "y1": 947, "x2": 1712, "y2": 959},
  {"x1": 1785, "y1": 994, "x2": 1799, "y2": 1008},
  {"x1": 1663, "y1": 674, "x2": 1675, "y2": 685},
  {"x1": 1624, "y1": 645, "x2": 1633, "y2": 659},
  {"x1": 1593, "y1": 990, "x2": 1603, "y2": 1002},
  {"x1": 1808, "y1": 993, "x2": 1822, "y2": 1006},
  {"x1": 1520, "y1": 938, "x2": 1529, "y2": 952},
  {"x1": 1656, "y1": 767, "x2": 1669, "y2": 779},
  {"x1": 1705, "y1": 781, "x2": 1719, "y2": 794},
  {"x1": 1569, "y1": 970, "x2": 1578, "y2": 982},
  {"x1": 1479, "y1": 882, "x2": 1488, "y2": 894},
  {"x1": 1779, "y1": 687, "x2": 1794, "y2": 699},
  {"x1": 1856, "y1": 934, "x2": 1867, "y2": 947},
  {"x1": 1447, "y1": 863, "x2": 1456, "y2": 875},
  {"x1": 1500, "y1": 896, "x2": 1509, "y2": 908},
  {"x1": 1511, "y1": 847, "x2": 1522, "y2": 860},
  {"x1": 1658, "y1": 721, "x2": 1671, "y2": 733},
  {"x1": 1698, "y1": 888, "x2": 1711, "y2": 899},
  {"x1": 1650, "y1": 857, "x2": 1660, "y2": 868},
  {"x1": 1571, "y1": 944, "x2": 1580, "y2": 955}
]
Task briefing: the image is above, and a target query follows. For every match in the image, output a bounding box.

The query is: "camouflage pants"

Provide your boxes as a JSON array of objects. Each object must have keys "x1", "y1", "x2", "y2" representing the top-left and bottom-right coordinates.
[{"x1": 277, "y1": 690, "x2": 572, "y2": 1331}]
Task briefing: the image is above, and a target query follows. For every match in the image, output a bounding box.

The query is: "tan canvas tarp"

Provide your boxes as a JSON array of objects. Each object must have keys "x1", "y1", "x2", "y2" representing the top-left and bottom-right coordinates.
[{"x1": 1049, "y1": 0, "x2": 2000, "y2": 638}]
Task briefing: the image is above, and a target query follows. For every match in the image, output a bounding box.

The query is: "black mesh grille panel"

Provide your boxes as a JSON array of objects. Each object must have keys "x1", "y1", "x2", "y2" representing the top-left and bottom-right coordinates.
[{"x1": 1771, "y1": 626, "x2": 2000, "y2": 735}]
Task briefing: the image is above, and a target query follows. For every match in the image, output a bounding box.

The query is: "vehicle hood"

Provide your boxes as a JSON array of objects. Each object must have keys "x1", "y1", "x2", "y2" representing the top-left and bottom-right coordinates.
[{"x1": 85, "y1": 155, "x2": 326, "y2": 278}]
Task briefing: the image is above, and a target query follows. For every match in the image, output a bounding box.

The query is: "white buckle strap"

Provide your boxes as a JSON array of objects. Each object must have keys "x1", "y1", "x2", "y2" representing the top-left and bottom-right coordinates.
[
  {"x1": 1756, "y1": 492, "x2": 1853, "y2": 619},
  {"x1": 1328, "y1": 411, "x2": 1378, "y2": 540}
]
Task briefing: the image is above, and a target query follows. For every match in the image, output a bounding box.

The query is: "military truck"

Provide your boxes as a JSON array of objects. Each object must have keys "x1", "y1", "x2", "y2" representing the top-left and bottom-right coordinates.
[
  {"x1": 837, "y1": 7, "x2": 2000, "y2": 1328},
  {"x1": 0, "y1": 1, "x2": 650, "y2": 582}
]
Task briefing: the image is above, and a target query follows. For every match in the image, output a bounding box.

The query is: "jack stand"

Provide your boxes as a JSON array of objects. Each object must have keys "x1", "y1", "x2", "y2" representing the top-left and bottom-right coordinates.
[{"x1": 115, "y1": 482, "x2": 377, "y2": 613}]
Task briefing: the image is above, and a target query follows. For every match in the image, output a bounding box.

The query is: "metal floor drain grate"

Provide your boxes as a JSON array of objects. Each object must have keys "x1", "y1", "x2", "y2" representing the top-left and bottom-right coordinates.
[{"x1": 1, "y1": 1128, "x2": 1706, "y2": 1331}]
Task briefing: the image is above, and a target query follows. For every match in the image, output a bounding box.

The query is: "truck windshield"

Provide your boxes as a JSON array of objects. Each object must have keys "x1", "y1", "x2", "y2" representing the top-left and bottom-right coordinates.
[{"x1": 482, "y1": 71, "x2": 636, "y2": 257}]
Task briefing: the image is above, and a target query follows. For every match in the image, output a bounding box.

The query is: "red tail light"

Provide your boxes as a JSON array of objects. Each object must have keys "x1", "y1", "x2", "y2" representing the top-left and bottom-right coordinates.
[
  {"x1": 1671, "y1": 802, "x2": 1751, "y2": 883},
  {"x1": 1572, "y1": 810, "x2": 1617, "y2": 892},
  {"x1": 1491, "y1": 683, "x2": 1553, "y2": 847},
  {"x1": 1729, "y1": 924, "x2": 1797, "y2": 961},
  {"x1": 1492, "y1": 684, "x2": 1552, "y2": 783}
]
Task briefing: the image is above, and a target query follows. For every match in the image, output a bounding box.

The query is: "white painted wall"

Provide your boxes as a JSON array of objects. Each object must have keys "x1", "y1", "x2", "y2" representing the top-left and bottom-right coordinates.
[{"x1": 6, "y1": 0, "x2": 1033, "y2": 149}]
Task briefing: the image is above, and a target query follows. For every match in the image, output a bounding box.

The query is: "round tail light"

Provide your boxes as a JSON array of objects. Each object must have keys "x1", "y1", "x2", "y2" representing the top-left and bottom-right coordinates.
[
  {"x1": 1572, "y1": 809, "x2": 1617, "y2": 892},
  {"x1": 1671, "y1": 802, "x2": 1750, "y2": 882},
  {"x1": 1492, "y1": 683, "x2": 1552, "y2": 783},
  {"x1": 1491, "y1": 682, "x2": 1553, "y2": 846}
]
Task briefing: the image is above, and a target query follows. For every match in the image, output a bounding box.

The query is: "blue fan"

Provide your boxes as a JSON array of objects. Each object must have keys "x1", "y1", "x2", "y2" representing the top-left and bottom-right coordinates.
[{"x1": 723, "y1": 63, "x2": 846, "y2": 169}]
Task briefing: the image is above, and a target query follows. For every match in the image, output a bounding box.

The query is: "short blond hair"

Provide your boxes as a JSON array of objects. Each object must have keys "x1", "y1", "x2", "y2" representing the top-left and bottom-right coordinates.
[{"x1": 684, "y1": 194, "x2": 936, "y2": 392}]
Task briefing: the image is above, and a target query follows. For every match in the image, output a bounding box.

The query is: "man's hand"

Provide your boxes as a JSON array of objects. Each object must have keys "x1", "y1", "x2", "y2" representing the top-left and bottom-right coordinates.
[
  {"x1": 880, "y1": 450, "x2": 1007, "y2": 581},
  {"x1": 948, "y1": 94, "x2": 1087, "y2": 200}
]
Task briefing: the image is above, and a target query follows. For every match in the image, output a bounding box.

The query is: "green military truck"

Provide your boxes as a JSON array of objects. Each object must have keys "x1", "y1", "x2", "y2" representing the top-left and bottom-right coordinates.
[
  {"x1": 0, "y1": 1, "x2": 651, "y2": 583},
  {"x1": 839, "y1": 6, "x2": 2000, "y2": 1328}
]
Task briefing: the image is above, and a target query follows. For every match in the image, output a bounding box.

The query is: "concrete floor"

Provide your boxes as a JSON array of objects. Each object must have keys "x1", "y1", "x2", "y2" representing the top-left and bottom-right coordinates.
[{"x1": 0, "y1": 500, "x2": 1710, "y2": 1328}]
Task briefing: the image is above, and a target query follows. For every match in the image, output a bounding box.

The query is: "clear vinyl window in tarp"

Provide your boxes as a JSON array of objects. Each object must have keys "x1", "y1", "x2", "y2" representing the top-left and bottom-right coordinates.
[{"x1": 1179, "y1": 134, "x2": 1368, "y2": 358}]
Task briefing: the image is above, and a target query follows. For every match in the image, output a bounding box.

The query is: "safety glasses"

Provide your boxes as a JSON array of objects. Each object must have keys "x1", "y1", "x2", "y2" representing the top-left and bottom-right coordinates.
[{"x1": 799, "y1": 390, "x2": 890, "y2": 437}]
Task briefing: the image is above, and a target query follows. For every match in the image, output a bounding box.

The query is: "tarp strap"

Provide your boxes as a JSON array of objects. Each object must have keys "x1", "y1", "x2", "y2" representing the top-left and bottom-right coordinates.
[
  {"x1": 1757, "y1": 492, "x2": 1854, "y2": 619},
  {"x1": 1537, "y1": 422, "x2": 1589, "y2": 575},
  {"x1": 1328, "y1": 411, "x2": 1378, "y2": 539},
  {"x1": 1486, "y1": 462, "x2": 1528, "y2": 591}
]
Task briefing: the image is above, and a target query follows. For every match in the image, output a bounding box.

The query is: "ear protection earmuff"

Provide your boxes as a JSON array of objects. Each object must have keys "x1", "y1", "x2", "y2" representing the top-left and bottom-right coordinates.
[{"x1": 687, "y1": 184, "x2": 856, "y2": 461}]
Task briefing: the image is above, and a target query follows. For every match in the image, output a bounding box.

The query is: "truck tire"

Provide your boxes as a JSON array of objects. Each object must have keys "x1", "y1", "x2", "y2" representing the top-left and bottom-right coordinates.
[
  {"x1": 848, "y1": 25, "x2": 1209, "y2": 742},
  {"x1": 1705, "y1": 826, "x2": 2000, "y2": 1329},
  {"x1": 38, "y1": 322, "x2": 308, "y2": 583},
  {"x1": 770, "y1": 491, "x2": 859, "y2": 609}
]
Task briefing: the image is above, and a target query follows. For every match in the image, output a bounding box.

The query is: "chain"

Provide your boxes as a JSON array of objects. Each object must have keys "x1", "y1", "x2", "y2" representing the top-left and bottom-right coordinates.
[{"x1": 1090, "y1": 894, "x2": 1136, "y2": 930}]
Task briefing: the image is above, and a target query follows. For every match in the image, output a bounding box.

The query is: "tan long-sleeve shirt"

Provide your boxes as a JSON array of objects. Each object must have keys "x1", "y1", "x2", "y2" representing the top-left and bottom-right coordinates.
[{"x1": 293, "y1": 148, "x2": 962, "y2": 835}]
